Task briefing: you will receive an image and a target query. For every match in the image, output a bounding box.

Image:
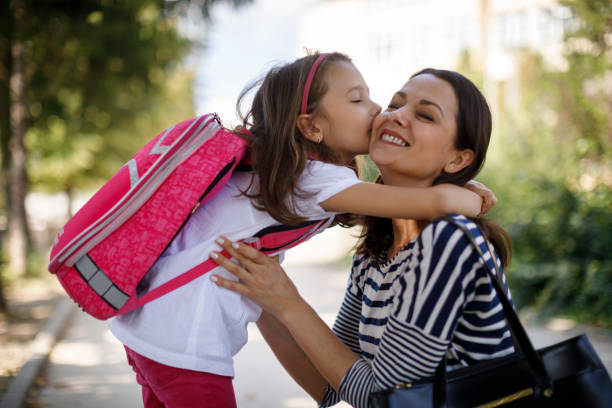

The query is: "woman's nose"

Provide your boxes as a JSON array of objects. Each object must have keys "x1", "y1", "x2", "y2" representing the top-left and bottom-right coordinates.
[{"x1": 389, "y1": 107, "x2": 408, "y2": 127}]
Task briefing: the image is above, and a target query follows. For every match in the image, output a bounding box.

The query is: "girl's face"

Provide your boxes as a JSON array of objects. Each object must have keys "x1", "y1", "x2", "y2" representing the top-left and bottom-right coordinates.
[
  {"x1": 369, "y1": 73, "x2": 463, "y2": 187},
  {"x1": 312, "y1": 61, "x2": 381, "y2": 164}
]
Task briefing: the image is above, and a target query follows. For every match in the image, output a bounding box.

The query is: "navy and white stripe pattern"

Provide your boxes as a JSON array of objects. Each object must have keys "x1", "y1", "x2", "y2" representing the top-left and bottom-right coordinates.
[{"x1": 320, "y1": 215, "x2": 514, "y2": 408}]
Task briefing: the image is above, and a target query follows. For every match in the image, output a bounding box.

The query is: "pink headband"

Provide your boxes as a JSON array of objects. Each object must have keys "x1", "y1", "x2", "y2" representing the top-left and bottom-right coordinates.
[{"x1": 300, "y1": 53, "x2": 330, "y2": 115}]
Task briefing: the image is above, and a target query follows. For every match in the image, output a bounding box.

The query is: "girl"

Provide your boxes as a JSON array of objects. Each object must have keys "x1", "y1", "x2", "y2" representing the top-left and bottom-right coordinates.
[
  {"x1": 110, "y1": 53, "x2": 492, "y2": 407},
  {"x1": 210, "y1": 68, "x2": 515, "y2": 407}
]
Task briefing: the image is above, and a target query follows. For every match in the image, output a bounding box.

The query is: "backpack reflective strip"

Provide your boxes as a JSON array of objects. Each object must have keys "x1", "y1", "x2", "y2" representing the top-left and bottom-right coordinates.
[
  {"x1": 127, "y1": 125, "x2": 175, "y2": 187},
  {"x1": 75, "y1": 255, "x2": 130, "y2": 310}
]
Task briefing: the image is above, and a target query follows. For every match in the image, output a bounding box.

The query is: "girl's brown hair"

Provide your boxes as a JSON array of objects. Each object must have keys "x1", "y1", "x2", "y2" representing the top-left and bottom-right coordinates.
[
  {"x1": 233, "y1": 52, "x2": 353, "y2": 226},
  {"x1": 356, "y1": 68, "x2": 512, "y2": 268}
]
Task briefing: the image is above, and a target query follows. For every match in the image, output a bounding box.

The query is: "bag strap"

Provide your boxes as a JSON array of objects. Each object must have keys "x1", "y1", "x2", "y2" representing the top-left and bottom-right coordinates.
[
  {"x1": 119, "y1": 217, "x2": 332, "y2": 314},
  {"x1": 439, "y1": 216, "x2": 553, "y2": 398}
]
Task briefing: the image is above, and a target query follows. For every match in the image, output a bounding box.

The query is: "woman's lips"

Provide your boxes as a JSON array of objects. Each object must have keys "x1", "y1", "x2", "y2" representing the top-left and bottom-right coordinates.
[{"x1": 379, "y1": 129, "x2": 410, "y2": 147}]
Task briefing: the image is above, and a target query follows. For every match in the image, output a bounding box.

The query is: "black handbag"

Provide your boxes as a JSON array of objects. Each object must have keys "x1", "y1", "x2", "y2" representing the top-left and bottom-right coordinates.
[{"x1": 369, "y1": 216, "x2": 612, "y2": 408}]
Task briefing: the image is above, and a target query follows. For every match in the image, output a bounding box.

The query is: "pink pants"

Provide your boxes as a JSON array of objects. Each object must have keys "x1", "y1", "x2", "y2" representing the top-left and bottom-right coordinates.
[{"x1": 124, "y1": 346, "x2": 237, "y2": 408}]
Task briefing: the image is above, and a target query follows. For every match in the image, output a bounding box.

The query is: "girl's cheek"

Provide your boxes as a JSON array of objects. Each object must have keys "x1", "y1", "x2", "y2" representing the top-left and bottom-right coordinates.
[{"x1": 371, "y1": 114, "x2": 386, "y2": 134}]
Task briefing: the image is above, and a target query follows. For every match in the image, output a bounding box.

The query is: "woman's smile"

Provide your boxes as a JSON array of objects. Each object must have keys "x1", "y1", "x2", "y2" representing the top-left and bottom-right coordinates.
[{"x1": 379, "y1": 128, "x2": 410, "y2": 147}]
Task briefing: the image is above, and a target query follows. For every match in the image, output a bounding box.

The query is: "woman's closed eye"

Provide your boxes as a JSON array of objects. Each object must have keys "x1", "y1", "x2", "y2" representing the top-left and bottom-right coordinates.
[{"x1": 417, "y1": 111, "x2": 434, "y2": 121}]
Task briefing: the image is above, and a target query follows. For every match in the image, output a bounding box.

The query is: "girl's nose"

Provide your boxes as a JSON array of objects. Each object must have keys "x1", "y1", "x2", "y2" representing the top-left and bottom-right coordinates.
[{"x1": 370, "y1": 100, "x2": 382, "y2": 116}]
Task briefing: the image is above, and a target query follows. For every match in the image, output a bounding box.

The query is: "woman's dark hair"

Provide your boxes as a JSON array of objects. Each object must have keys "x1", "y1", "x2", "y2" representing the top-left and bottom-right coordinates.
[
  {"x1": 356, "y1": 68, "x2": 512, "y2": 268},
  {"x1": 233, "y1": 52, "x2": 354, "y2": 226}
]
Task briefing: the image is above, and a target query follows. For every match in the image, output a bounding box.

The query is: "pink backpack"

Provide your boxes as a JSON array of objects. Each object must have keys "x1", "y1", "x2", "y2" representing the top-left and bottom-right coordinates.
[{"x1": 48, "y1": 114, "x2": 331, "y2": 320}]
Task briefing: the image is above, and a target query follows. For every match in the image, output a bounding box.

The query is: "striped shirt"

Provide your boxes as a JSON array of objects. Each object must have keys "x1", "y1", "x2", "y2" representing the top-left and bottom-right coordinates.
[{"x1": 320, "y1": 215, "x2": 515, "y2": 408}]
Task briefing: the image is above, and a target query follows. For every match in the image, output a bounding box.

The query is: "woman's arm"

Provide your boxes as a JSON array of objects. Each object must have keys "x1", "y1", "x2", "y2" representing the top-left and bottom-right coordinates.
[
  {"x1": 256, "y1": 310, "x2": 328, "y2": 402},
  {"x1": 256, "y1": 265, "x2": 366, "y2": 404},
  {"x1": 210, "y1": 238, "x2": 359, "y2": 391},
  {"x1": 210, "y1": 217, "x2": 497, "y2": 407},
  {"x1": 319, "y1": 182, "x2": 484, "y2": 220}
]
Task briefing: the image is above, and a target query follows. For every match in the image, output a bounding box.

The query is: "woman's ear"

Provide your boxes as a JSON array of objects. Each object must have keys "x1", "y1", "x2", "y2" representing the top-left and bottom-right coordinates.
[
  {"x1": 444, "y1": 149, "x2": 474, "y2": 174},
  {"x1": 296, "y1": 114, "x2": 322, "y2": 143}
]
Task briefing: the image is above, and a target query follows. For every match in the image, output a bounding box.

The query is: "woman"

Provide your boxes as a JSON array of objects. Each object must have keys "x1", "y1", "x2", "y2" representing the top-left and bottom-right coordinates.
[{"x1": 210, "y1": 69, "x2": 514, "y2": 407}]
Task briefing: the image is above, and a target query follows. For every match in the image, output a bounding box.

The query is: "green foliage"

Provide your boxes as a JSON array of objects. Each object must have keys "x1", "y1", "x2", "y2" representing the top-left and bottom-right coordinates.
[
  {"x1": 14, "y1": 1, "x2": 195, "y2": 196},
  {"x1": 2, "y1": 0, "x2": 256, "y2": 203},
  {"x1": 478, "y1": 0, "x2": 612, "y2": 326},
  {"x1": 0, "y1": 0, "x2": 251, "y2": 290}
]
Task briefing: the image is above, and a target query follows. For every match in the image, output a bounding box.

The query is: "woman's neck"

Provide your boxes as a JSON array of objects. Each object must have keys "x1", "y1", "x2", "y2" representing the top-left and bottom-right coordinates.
[
  {"x1": 387, "y1": 218, "x2": 428, "y2": 260},
  {"x1": 378, "y1": 168, "x2": 436, "y2": 259}
]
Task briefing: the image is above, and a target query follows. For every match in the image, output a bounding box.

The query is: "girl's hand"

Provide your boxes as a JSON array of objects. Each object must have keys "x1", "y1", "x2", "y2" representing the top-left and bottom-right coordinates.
[
  {"x1": 434, "y1": 184, "x2": 482, "y2": 218},
  {"x1": 210, "y1": 237, "x2": 302, "y2": 320},
  {"x1": 465, "y1": 180, "x2": 498, "y2": 216}
]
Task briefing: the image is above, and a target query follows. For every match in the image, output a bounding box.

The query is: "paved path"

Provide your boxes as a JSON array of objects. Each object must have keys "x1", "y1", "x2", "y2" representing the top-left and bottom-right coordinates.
[
  {"x1": 35, "y1": 261, "x2": 353, "y2": 408},
  {"x1": 35, "y1": 231, "x2": 612, "y2": 407}
]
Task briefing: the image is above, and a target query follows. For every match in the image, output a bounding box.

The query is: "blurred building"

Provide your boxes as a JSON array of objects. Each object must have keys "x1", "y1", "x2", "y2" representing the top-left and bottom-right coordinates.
[{"x1": 297, "y1": 0, "x2": 571, "y2": 105}]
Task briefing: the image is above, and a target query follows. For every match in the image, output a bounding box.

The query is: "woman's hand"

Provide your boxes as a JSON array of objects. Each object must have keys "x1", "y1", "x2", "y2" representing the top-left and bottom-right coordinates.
[
  {"x1": 211, "y1": 236, "x2": 361, "y2": 392},
  {"x1": 465, "y1": 180, "x2": 498, "y2": 215},
  {"x1": 210, "y1": 237, "x2": 302, "y2": 320}
]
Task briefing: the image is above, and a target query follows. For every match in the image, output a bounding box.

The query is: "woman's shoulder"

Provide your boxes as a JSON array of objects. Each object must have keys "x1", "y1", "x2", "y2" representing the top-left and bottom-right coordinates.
[
  {"x1": 421, "y1": 214, "x2": 483, "y2": 244},
  {"x1": 416, "y1": 215, "x2": 490, "y2": 271},
  {"x1": 419, "y1": 215, "x2": 503, "y2": 284}
]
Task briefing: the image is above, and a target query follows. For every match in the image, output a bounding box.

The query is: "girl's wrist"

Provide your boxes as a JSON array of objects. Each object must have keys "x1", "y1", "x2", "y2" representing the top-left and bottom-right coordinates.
[{"x1": 431, "y1": 185, "x2": 450, "y2": 218}]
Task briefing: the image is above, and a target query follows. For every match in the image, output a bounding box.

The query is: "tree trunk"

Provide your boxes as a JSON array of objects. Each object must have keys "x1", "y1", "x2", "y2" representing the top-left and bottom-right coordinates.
[
  {"x1": 0, "y1": 2, "x2": 11, "y2": 313},
  {"x1": 66, "y1": 184, "x2": 74, "y2": 218},
  {"x1": 0, "y1": 231, "x2": 7, "y2": 312},
  {"x1": 1, "y1": 48, "x2": 10, "y2": 211},
  {"x1": 7, "y1": 0, "x2": 30, "y2": 277}
]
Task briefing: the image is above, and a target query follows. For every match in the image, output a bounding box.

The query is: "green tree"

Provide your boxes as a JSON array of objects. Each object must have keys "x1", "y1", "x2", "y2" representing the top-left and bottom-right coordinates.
[
  {"x1": 484, "y1": 0, "x2": 612, "y2": 325},
  {"x1": 0, "y1": 0, "x2": 251, "y2": 312}
]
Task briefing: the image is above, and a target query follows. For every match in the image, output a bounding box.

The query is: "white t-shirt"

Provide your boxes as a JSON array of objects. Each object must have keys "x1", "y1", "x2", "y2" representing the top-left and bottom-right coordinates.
[{"x1": 110, "y1": 161, "x2": 361, "y2": 376}]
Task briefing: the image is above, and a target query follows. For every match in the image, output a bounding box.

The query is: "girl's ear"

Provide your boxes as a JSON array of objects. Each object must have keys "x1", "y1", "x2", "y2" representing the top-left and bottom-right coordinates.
[
  {"x1": 296, "y1": 114, "x2": 322, "y2": 143},
  {"x1": 444, "y1": 149, "x2": 474, "y2": 174}
]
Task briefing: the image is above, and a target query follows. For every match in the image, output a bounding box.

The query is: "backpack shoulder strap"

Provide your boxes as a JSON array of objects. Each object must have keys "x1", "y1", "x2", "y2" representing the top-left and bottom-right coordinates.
[{"x1": 119, "y1": 217, "x2": 333, "y2": 314}]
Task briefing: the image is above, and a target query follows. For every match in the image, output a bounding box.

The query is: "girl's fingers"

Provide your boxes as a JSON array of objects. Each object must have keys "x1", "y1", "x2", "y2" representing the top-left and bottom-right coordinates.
[
  {"x1": 465, "y1": 179, "x2": 498, "y2": 216},
  {"x1": 482, "y1": 193, "x2": 497, "y2": 215}
]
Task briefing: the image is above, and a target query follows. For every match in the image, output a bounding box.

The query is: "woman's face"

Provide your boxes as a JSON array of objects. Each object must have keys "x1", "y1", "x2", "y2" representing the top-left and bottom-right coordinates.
[
  {"x1": 313, "y1": 61, "x2": 381, "y2": 164},
  {"x1": 368, "y1": 73, "x2": 462, "y2": 187}
]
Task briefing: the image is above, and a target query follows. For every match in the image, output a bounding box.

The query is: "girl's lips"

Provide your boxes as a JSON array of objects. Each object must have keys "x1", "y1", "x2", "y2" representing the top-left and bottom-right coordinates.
[{"x1": 379, "y1": 128, "x2": 410, "y2": 147}]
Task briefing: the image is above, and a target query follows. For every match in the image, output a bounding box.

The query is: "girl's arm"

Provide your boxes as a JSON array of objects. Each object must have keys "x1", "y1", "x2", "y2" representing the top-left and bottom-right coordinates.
[
  {"x1": 256, "y1": 310, "x2": 329, "y2": 402},
  {"x1": 319, "y1": 182, "x2": 483, "y2": 220}
]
